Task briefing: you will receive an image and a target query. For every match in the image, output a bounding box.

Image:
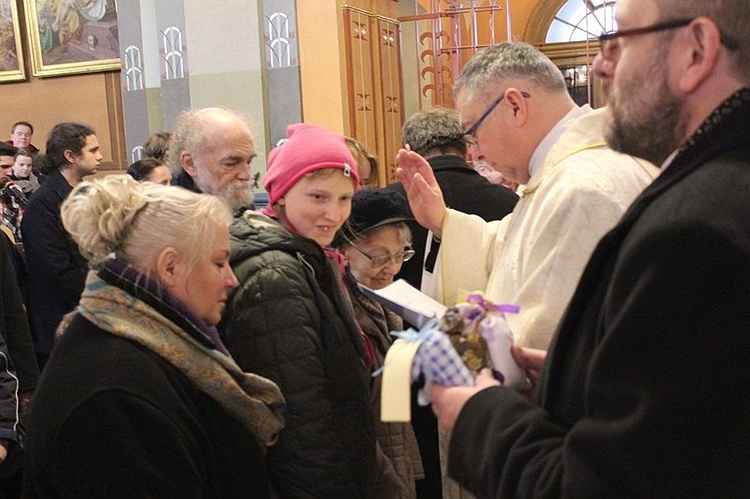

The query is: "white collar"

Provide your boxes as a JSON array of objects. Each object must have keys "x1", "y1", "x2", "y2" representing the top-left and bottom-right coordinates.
[{"x1": 528, "y1": 105, "x2": 592, "y2": 177}]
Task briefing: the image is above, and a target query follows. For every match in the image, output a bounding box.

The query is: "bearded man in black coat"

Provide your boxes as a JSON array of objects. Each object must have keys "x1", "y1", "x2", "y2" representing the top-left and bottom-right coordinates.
[{"x1": 426, "y1": 0, "x2": 750, "y2": 496}]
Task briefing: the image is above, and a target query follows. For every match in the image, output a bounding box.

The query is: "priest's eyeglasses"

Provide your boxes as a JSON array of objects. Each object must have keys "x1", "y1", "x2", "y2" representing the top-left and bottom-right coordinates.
[{"x1": 463, "y1": 91, "x2": 531, "y2": 147}]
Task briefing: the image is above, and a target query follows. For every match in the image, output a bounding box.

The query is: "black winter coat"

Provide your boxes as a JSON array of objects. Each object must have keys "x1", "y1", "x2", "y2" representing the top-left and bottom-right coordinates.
[
  {"x1": 23, "y1": 271, "x2": 270, "y2": 497},
  {"x1": 0, "y1": 240, "x2": 22, "y2": 447},
  {"x1": 0, "y1": 235, "x2": 38, "y2": 394},
  {"x1": 448, "y1": 88, "x2": 750, "y2": 498},
  {"x1": 220, "y1": 212, "x2": 377, "y2": 498},
  {"x1": 21, "y1": 169, "x2": 88, "y2": 356}
]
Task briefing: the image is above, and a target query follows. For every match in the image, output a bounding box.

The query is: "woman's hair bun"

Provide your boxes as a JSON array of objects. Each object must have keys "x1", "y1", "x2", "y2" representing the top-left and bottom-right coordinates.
[{"x1": 61, "y1": 175, "x2": 151, "y2": 264}]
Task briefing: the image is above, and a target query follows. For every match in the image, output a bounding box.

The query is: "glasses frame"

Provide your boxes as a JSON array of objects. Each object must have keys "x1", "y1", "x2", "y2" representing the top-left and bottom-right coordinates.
[
  {"x1": 342, "y1": 233, "x2": 415, "y2": 268},
  {"x1": 463, "y1": 90, "x2": 531, "y2": 146},
  {"x1": 599, "y1": 17, "x2": 739, "y2": 52}
]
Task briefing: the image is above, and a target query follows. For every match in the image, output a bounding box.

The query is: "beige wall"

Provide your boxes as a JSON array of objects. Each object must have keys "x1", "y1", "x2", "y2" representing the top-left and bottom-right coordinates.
[
  {"x1": 183, "y1": 0, "x2": 269, "y2": 167},
  {"x1": 1, "y1": 0, "x2": 549, "y2": 169},
  {"x1": 1, "y1": 72, "x2": 124, "y2": 170},
  {"x1": 296, "y1": 0, "x2": 347, "y2": 134}
]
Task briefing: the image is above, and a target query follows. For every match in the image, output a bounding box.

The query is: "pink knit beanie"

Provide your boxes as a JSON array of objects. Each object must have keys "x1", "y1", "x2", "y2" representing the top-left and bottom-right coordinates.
[{"x1": 264, "y1": 123, "x2": 360, "y2": 206}]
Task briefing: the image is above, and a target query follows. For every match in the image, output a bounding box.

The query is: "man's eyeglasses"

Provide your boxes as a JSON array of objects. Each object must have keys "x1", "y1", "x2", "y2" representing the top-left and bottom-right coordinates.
[
  {"x1": 598, "y1": 18, "x2": 739, "y2": 58},
  {"x1": 345, "y1": 236, "x2": 415, "y2": 267},
  {"x1": 463, "y1": 91, "x2": 531, "y2": 147}
]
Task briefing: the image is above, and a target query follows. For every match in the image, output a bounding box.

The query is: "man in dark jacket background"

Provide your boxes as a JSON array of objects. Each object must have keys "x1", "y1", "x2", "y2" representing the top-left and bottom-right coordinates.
[
  {"x1": 7, "y1": 121, "x2": 39, "y2": 155},
  {"x1": 387, "y1": 107, "x2": 518, "y2": 295},
  {"x1": 21, "y1": 123, "x2": 102, "y2": 369}
]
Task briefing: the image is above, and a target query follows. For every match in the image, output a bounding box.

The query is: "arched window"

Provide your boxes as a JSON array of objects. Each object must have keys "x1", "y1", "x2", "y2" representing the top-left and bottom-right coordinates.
[
  {"x1": 162, "y1": 26, "x2": 185, "y2": 80},
  {"x1": 525, "y1": 0, "x2": 618, "y2": 108},
  {"x1": 124, "y1": 45, "x2": 143, "y2": 92},
  {"x1": 266, "y1": 12, "x2": 292, "y2": 68},
  {"x1": 546, "y1": 0, "x2": 617, "y2": 43}
]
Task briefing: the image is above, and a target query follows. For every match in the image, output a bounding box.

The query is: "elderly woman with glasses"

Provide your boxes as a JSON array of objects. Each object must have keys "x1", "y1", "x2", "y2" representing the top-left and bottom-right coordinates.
[{"x1": 334, "y1": 188, "x2": 424, "y2": 498}]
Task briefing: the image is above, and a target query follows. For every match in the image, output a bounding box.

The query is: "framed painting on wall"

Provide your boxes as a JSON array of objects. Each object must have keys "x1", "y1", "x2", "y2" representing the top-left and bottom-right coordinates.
[
  {"x1": 0, "y1": 0, "x2": 26, "y2": 82},
  {"x1": 23, "y1": 0, "x2": 121, "y2": 77}
]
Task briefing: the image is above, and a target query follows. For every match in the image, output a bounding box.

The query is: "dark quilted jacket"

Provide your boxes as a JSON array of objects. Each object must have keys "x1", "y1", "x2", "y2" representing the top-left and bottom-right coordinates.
[{"x1": 219, "y1": 211, "x2": 377, "y2": 498}]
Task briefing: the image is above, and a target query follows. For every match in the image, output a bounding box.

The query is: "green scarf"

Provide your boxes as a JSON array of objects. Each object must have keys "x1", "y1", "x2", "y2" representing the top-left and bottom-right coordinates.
[{"x1": 69, "y1": 272, "x2": 286, "y2": 447}]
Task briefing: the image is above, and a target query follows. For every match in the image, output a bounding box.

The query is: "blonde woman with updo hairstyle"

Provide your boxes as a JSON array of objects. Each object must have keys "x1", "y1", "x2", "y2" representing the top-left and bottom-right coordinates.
[{"x1": 23, "y1": 175, "x2": 285, "y2": 497}]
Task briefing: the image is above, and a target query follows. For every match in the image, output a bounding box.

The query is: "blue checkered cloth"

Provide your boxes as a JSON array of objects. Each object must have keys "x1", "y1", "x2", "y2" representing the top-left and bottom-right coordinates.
[{"x1": 390, "y1": 319, "x2": 474, "y2": 405}]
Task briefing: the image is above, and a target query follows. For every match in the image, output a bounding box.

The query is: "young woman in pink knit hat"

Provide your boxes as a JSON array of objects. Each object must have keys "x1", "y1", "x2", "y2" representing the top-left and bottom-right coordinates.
[{"x1": 219, "y1": 123, "x2": 400, "y2": 497}]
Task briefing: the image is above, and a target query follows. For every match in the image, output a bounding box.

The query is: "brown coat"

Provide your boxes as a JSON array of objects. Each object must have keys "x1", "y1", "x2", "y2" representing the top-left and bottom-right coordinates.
[{"x1": 345, "y1": 270, "x2": 424, "y2": 499}]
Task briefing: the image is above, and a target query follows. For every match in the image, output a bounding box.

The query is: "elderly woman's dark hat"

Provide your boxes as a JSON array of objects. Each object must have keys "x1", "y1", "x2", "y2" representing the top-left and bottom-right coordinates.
[{"x1": 335, "y1": 188, "x2": 413, "y2": 245}]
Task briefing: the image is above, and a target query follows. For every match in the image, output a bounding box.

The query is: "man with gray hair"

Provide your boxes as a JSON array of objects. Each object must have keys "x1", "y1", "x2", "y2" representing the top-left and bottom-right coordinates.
[
  {"x1": 397, "y1": 42, "x2": 657, "y2": 351},
  {"x1": 385, "y1": 107, "x2": 518, "y2": 499},
  {"x1": 387, "y1": 107, "x2": 518, "y2": 294},
  {"x1": 428, "y1": 0, "x2": 750, "y2": 495},
  {"x1": 167, "y1": 107, "x2": 256, "y2": 212}
]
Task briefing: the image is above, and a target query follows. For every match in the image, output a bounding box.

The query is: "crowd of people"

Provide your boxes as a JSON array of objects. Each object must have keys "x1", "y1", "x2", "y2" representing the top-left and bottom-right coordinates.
[{"x1": 0, "y1": 0, "x2": 748, "y2": 496}]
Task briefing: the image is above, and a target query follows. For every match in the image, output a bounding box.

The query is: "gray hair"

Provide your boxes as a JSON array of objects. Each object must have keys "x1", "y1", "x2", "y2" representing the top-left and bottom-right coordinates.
[
  {"x1": 658, "y1": 0, "x2": 749, "y2": 80},
  {"x1": 402, "y1": 107, "x2": 466, "y2": 157},
  {"x1": 454, "y1": 42, "x2": 567, "y2": 100},
  {"x1": 354, "y1": 222, "x2": 413, "y2": 248},
  {"x1": 166, "y1": 107, "x2": 253, "y2": 176},
  {"x1": 167, "y1": 109, "x2": 207, "y2": 175}
]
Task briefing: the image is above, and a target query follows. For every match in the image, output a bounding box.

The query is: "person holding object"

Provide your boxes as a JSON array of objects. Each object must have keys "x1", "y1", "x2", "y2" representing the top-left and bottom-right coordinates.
[
  {"x1": 396, "y1": 43, "x2": 658, "y2": 351},
  {"x1": 334, "y1": 188, "x2": 424, "y2": 498},
  {"x1": 23, "y1": 175, "x2": 285, "y2": 496},
  {"x1": 388, "y1": 105, "x2": 519, "y2": 499},
  {"x1": 429, "y1": 0, "x2": 750, "y2": 495}
]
